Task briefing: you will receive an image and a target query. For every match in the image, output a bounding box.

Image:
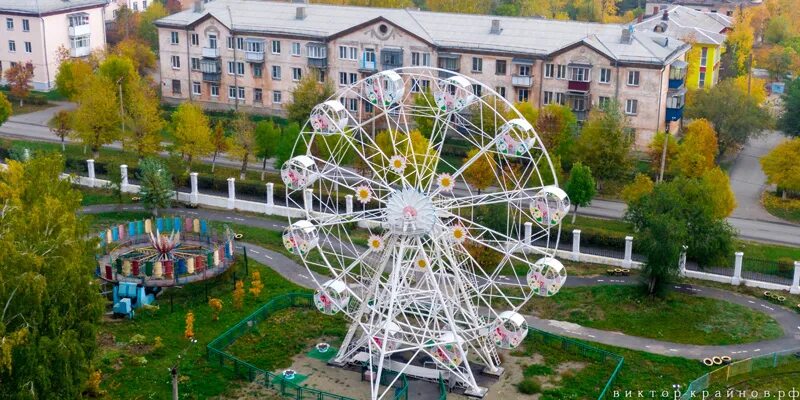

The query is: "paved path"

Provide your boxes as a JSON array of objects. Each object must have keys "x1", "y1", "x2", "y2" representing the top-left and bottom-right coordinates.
[
  {"x1": 728, "y1": 131, "x2": 791, "y2": 223},
  {"x1": 81, "y1": 204, "x2": 800, "y2": 360}
]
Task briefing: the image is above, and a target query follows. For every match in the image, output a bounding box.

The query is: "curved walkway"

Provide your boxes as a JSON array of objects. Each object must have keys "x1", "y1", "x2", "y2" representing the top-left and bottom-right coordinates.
[{"x1": 81, "y1": 204, "x2": 800, "y2": 360}]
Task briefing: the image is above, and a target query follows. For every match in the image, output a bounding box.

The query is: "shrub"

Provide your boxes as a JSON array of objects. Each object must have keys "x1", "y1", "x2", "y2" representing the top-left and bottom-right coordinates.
[
  {"x1": 518, "y1": 378, "x2": 541, "y2": 394},
  {"x1": 129, "y1": 334, "x2": 146, "y2": 346}
]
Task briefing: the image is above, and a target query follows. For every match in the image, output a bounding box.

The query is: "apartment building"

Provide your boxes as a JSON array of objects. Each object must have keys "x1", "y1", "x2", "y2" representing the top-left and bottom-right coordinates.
[
  {"x1": 0, "y1": 0, "x2": 109, "y2": 91},
  {"x1": 645, "y1": 0, "x2": 762, "y2": 17},
  {"x1": 155, "y1": 0, "x2": 690, "y2": 147},
  {"x1": 106, "y1": 0, "x2": 156, "y2": 20},
  {"x1": 636, "y1": 6, "x2": 731, "y2": 90}
]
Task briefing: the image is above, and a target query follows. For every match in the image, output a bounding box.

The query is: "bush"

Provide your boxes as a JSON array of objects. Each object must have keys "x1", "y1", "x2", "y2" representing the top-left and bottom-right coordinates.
[{"x1": 518, "y1": 378, "x2": 541, "y2": 394}]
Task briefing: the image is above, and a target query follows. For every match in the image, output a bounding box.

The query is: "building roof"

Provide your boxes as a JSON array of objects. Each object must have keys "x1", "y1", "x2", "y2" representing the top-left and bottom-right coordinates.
[
  {"x1": 156, "y1": 0, "x2": 689, "y2": 66},
  {"x1": 646, "y1": 0, "x2": 760, "y2": 7},
  {"x1": 635, "y1": 5, "x2": 732, "y2": 45},
  {"x1": 0, "y1": 0, "x2": 109, "y2": 15}
]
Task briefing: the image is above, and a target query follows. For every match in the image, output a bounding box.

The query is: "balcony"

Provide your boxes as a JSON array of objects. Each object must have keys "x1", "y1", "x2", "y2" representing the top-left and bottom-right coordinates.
[
  {"x1": 308, "y1": 57, "x2": 328, "y2": 69},
  {"x1": 512, "y1": 75, "x2": 533, "y2": 87},
  {"x1": 70, "y1": 46, "x2": 91, "y2": 58},
  {"x1": 359, "y1": 59, "x2": 377, "y2": 72},
  {"x1": 245, "y1": 51, "x2": 264, "y2": 63},
  {"x1": 665, "y1": 106, "x2": 684, "y2": 122},
  {"x1": 567, "y1": 80, "x2": 590, "y2": 92},
  {"x1": 202, "y1": 47, "x2": 220, "y2": 58},
  {"x1": 665, "y1": 87, "x2": 686, "y2": 122},
  {"x1": 573, "y1": 110, "x2": 588, "y2": 122},
  {"x1": 68, "y1": 24, "x2": 91, "y2": 37},
  {"x1": 438, "y1": 69, "x2": 459, "y2": 79},
  {"x1": 202, "y1": 72, "x2": 221, "y2": 82},
  {"x1": 380, "y1": 48, "x2": 403, "y2": 70}
]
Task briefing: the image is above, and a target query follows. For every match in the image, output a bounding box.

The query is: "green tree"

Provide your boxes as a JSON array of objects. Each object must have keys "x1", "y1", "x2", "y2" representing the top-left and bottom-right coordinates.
[
  {"x1": 3, "y1": 62, "x2": 34, "y2": 107},
  {"x1": 274, "y1": 122, "x2": 301, "y2": 168},
  {"x1": 48, "y1": 110, "x2": 72, "y2": 152},
  {"x1": 375, "y1": 129, "x2": 438, "y2": 188},
  {"x1": 171, "y1": 102, "x2": 213, "y2": 167},
  {"x1": 685, "y1": 80, "x2": 770, "y2": 154},
  {"x1": 413, "y1": 89, "x2": 437, "y2": 138},
  {"x1": 647, "y1": 131, "x2": 678, "y2": 179},
  {"x1": 98, "y1": 54, "x2": 139, "y2": 101},
  {"x1": 535, "y1": 104, "x2": 577, "y2": 160},
  {"x1": 255, "y1": 120, "x2": 282, "y2": 180},
  {"x1": 779, "y1": 78, "x2": 800, "y2": 136},
  {"x1": 54, "y1": 59, "x2": 93, "y2": 100},
  {"x1": 113, "y1": 38, "x2": 157, "y2": 75},
  {"x1": 70, "y1": 76, "x2": 122, "y2": 159},
  {"x1": 0, "y1": 92, "x2": 10, "y2": 127},
  {"x1": 468, "y1": 95, "x2": 507, "y2": 138},
  {"x1": 210, "y1": 121, "x2": 229, "y2": 173},
  {"x1": 137, "y1": 157, "x2": 174, "y2": 216},
  {"x1": 639, "y1": 213, "x2": 687, "y2": 296},
  {"x1": 137, "y1": 2, "x2": 168, "y2": 49},
  {"x1": 229, "y1": 112, "x2": 257, "y2": 180},
  {"x1": 564, "y1": 162, "x2": 596, "y2": 223},
  {"x1": 764, "y1": 14, "x2": 790, "y2": 44},
  {"x1": 286, "y1": 74, "x2": 334, "y2": 124},
  {"x1": 123, "y1": 80, "x2": 164, "y2": 159},
  {"x1": 427, "y1": 0, "x2": 491, "y2": 14},
  {"x1": 0, "y1": 155, "x2": 104, "y2": 398},
  {"x1": 764, "y1": 46, "x2": 793, "y2": 81},
  {"x1": 113, "y1": 5, "x2": 139, "y2": 42},
  {"x1": 701, "y1": 167, "x2": 737, "y2": 219},
  {"x1": 621, "y1": 173, "x2": 654, "y2": 204},
  {"x1": 760, "y1": 138, "x2": 800, "y2": 197},
  {"x1": 574, "y1": 100, "x2": 633, "y2": 183}
]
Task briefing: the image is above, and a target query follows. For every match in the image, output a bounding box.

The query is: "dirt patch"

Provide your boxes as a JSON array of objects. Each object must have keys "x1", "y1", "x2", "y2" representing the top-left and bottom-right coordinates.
[
  {"x1": 127, "y1": 344, "x2": 153, "y2": 356},
  {"x1": 97, "y1": 332, "x2": 116, "y2": 347},
  {"x1": 485, "y1": 350, "x2": 544, "y2": 399}
]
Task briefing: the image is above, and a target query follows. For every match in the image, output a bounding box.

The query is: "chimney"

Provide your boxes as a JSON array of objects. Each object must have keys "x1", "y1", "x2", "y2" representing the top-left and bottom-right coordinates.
[
  {"x1": 296, "y1": 6, "x2": 307, "y2": 20},
  {"x1": 490, "y1": 19, "x2": 502, "y2": 34},
  {"x1": 637, "y1": 14, "x2": 643, "y2": 23},
  {"x1": 621, "y1": 25, "x2": 634, "y2": 43},
  {"x1": 662, "y1": 9, "x2": 669, "y2": 21},
  {"x1": 193, "y1": 0, "x2": 203, "y2": 13}
]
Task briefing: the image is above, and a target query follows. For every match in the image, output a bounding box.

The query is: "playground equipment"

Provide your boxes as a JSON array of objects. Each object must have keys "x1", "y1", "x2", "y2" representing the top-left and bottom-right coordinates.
[{"x1": 283, "y1": 67, "x2": 569, "y2": 399}]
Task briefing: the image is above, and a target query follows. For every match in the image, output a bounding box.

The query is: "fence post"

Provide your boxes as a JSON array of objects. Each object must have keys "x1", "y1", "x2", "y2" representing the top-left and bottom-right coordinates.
[
  {"x1": 732, "y1": 252, "x2": 743, "y2": 286},
  {"x1": 87, "y1": 159, "x2": 95, "y2": 187},
  {"x1": 266, "y1": 182, "x2": 274, "y2": 211},
  {"x1": 623, "y1": 236, "x2": 633, "y2": 268},
  {"x1": 304, "y1": 189, "x2": 313, "y2": 214},
  {"x1": 243, "y1": 246, "x2": 249, "y2": 276},
  {"x1": 679, "y1": 245, "x2": 688, "y2": 277},
  {"x1": 572, "y1": 229, "x2": 581, "y2": 261},
  {"x1": 524, "y1": 222, "x2": 532, "y2": 248},
  {"x1": 190, "y1": 172, "x2": 199, "y2": 205},
  {"x1": 227, "y1": 178, "x2": 236, "y2": 210},
  {"x1": 345, "y1": 194, "x2": 354, "y2": 214},
  {"x1": 790, "y1": 261, "x2": 800, "y2": 295},
  {"x1": 120, "y1": 164, "x2": 129, "y2": 191}
]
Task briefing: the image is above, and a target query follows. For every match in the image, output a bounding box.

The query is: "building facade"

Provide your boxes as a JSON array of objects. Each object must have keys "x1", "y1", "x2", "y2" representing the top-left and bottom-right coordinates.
[
  {"x1": 636, "y1": 6, "x2": 731, "y2": 90},
  {"x1": 155, "y1": 0, "x2": 690, "y2": 148},
  {"x1": 0, "y1": 0, "x2": 109, "y2": 91},
  {"x1": 645, "y1": 0, "x2": 762, "y2": 17}
]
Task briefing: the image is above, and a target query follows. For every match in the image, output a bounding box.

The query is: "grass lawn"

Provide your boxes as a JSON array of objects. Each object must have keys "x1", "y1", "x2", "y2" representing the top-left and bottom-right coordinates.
[
  {"x1": 761, "y1": 191, "x2": 800, "y2": 224},
  {"x1": 563, "y1": 215, "x2": 633, "y2": 235},
  {"x1": 79, "y1": 186, "x2": 134, "y2": 206},
  {"x1": 10, "y1": 101, "x2": 55, "y2": 115},
  {"x1": 523, "y1": 285, "x2": 783, "y2": 346},
  {"x1": 735, "y1": 240, "x2": 800, "y2": 261},
  {"x1": 95, "y1": 259, "x2": 312, "y2": 399},
  {"x1": 87, "y1": 211, "x2": 152, "y2": 230}
]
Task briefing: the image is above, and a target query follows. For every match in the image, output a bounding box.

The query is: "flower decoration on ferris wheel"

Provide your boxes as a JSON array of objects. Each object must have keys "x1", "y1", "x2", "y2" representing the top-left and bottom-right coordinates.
[
  {"x1": 415, "y1": 255, "x2": 430, "y2": 270},
  {"x1": 355, "y1": 185, "x2": 373, "y2": 204},
  {"x1": 367, "y1": 234, "x2": 385, "y2": 251},
  {"x1": 450, "y1": 225, "x2": 468, "y2": 244},
  {"x1": 436, "y1": 173, "x2": 455, "y2": 192},
  {"x1": 388, "y1": 155, "x2": 407, "y2": 174}
]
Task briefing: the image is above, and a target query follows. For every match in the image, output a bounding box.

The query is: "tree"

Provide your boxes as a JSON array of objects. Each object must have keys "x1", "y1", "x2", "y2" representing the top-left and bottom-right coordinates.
[
  {"x1": 701, "y1": 167, "x2": 737, "y2": 219},
  {"x1": 535, "y1": 104, "x2": 577, "y2": 159},
  {"x1": 137, "y1": 157, "x2": 174, "y2": 216},
  {"x1": 286, "y1": 74, "x2": 334, "y2": 124},
  {"x1": 229, "y1": 112, "x2": 257, "y2": 180},
  {"x1": 0, "y1": 92, "x2": 10, "y2": 127},
  {"x1": 3, "y1": 62, "x2": 34, "y2": 107},
  {"x1": 184, "y1": 312, "x2": 195, "y2": 339},
  {"x1": 574, "y1": 100, "x2": 633, "y2": 183},
  {"x1": 564, "y1": 162, "x2": 596, "y2": 223},
  {"x1": 137, "y1": 2, "x2": 168, "y2": 50},
  {"x1": 171, "y1": 102, "x2": 213, "y2": 167},
  {"x1": 674, "y1": 119, "x2": 719, "y2": 177},
  {"x1": 413, "y1": 89, "x2": 437, "y2": 138},
  {"x1": 765, "y1": 46, "x2": 794, "y2": 81},
  {"x1": 0, "y1": 155, "x2": 104, "y2": 398},
  {"x1": 725, "y1": 9, "x2": 755, "y2": 77},
  {"x1": 123, "y1": 80, "x2": 164, "y2": 159},
  {"x1": 54, "y1": 59, "x2": 93, "y2": 100},
  {"x1": 233, "y1": 280, "x2": 244, "y2": 310},
  {"x1": 375, "y1": 129, "x2": 438, "y2": 187},
  {"x1": 208, "y1": 298, "x2": 223, "y2": 321},
  {"x1": 249, "y1": 271, "x2": 264, "y2": 298},
  {"x1": 210, "y1": 121, "x2": 229, "y2": 173},
  {"x1": 621, "y1": 173, "x2": 654, "y2": 204},
  {"x1": 779, "y1": 78, "x2": 800, "y2": 136},
  {"x1": 113, "y1": 6, "x2": 139, "y2": 42},
  {"x1": 468, "y1": 95, "x2": 507, "y2": 138},
  {"x1": 462, "y1": 147, "x2": 497, "y2": 194},
  {"x1": 760, "y1": 138, "x2": 800, "y2": 197},
  {"x1": 764, "y1": 14, "x2": 790, "y2": 44},
  {"x1": 647, "y1": 131, "x2": 678, "y2": 179},
  {"x1": 255, "y1": 120, "x2": 281, "y2": 180},
  {"x1": 114, "y1": 38, "x2": 157, "y2": 76},
  {"x1": 733, "y1": 75, "x2": 768, "y2": 104},
  {"x1": 48, "y1": 110, "x2": 72, "y2": 151},
  {"x1": 427, "y1": 0, "x2": 491, "y2": 14},
  {"x1": 98, "y1": 54, "x2": 139, "y2": 100},
  {"x1": 639, "y1": 213, "x2": 687, "y2": 296},
  {"x1": 71, "y1": 76, "x2": 122, "y2": 159},
  {"x1": 685, "y1": 80, "x2": 770, "y2": 154},
  {"x1": 274, "y1": 122, "x2": 301, "y2": 168}
]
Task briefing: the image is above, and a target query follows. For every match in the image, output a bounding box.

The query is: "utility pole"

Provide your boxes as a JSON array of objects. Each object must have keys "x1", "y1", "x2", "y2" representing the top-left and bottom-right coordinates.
[
  {"x1": 170, "y1": 366, "x2": 179, "y2": 400},
  {"x1": 117, "y1": 77, "x2": 125, "y2": 134},
  {"x1": 747, "y1": 52, "x2": 753, "y2": 95},
  {"x1": 658, "y1": 132, "x2": 669, "y2": 183},
  {"x1": 228, "y1": 5, "x2": 239, "y2": 112}
]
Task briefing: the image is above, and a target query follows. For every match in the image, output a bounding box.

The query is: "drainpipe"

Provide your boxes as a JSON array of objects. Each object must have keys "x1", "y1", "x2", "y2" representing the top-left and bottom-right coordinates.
[
  {"x1": 614, "y1": 60, "x2": 620, "y2": 100},
  {"x1": 538, "y1": 59, "x2": 545, "y2": 108},
  {"x1": 227, "y1": 5, "x2": 239, "y2": 111},
  {"x1": 186, "y1": 26, "x2": 192, "y2": 101},
  {"x1": 39, "y1": 15, "x2": 50, "y2": 90},
  {"x1": 656, "y1": 65, "x2": 665, "y2": 133}
]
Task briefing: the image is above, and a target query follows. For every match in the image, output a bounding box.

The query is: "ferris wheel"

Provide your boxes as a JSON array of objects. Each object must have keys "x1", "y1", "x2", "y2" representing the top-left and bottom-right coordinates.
[{"x1": 280, "y1": 67, "x2": 570, "y2": 399}]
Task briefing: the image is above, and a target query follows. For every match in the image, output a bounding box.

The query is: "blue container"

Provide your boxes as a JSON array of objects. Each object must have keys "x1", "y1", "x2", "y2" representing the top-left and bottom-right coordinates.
[
  {"x1": 156, "y1": 218, "x2": 163, "y2": 232},
  {"x1": 176, "y1": 258, "x2": 187, "y2": 275},
  {"x1": 137, "y1": 220, "x2": 144, "y2": 235},
  {"x1": 128, "y1": 222, "x2": 136, "y2": 237},
  {"x1": 174, "y1": 217, "x2": 182, "y2": 232},
  {"x1": 200, "y1": 220, "x2": 208, "y2": 234},
  {"x1": 111, "y1": 228, "x2": 119, "y2": 241}
]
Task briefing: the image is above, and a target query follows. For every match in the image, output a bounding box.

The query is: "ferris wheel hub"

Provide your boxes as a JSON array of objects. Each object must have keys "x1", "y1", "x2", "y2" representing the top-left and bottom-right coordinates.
[{"x1": 384, "y1": 188, "x2": 437, "y2": 236}]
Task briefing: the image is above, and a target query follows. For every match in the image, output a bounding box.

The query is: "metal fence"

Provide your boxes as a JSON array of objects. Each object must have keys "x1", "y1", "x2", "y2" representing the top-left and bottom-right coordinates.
[
  {"x1": 680, "y1": 348, "x2": 800, "y2": 399},
  {"x1": 206, "y1": 292, "x2": 409, "y2": 400},
  {"x1": 741, "y1": 257, "x2": 795, "y2": 286},
  {"x1": 685, "y1": 256, "x2": 736, "y2": 278}
]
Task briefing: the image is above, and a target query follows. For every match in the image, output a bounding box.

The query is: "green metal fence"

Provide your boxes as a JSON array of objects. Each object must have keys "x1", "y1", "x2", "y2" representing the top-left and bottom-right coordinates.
[
  {"x1": 680, "y1": 348, "x2": 800, "y2": 399},
  {"x1": 207, "y1": 292, "x2": 409, "y2": 400}
]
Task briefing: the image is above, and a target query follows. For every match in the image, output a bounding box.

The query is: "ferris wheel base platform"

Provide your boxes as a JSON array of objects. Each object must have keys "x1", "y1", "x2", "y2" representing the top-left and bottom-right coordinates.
[
  {"x1": 481, "y1": 366, "x2": 504, "y2": 378},
  {"x1": 463, "y1": 386, "x2": 489, "y2": 398}
]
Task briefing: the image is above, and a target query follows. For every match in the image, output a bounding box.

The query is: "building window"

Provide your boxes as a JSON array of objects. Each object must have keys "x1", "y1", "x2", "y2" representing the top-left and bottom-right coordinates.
[
  {"x1": 472, "y1": 84, "x2": 483, "y2": 97},
  {"x1": 411, "y1": 78, "x2": 423, "y2": 92},
  {"x1": 227, "y1": 61, "x2": 244, "y2": 76},
  {"x1": 698, "y1": 71, "x2": 706, "y2": 88},
  {"x1": 170, "y1": 31, "x2": 179, "y2": 45},
  {"x1": 228, "y1": 86, "x2": 245, "y2": 100},
  {"x1": 339, "y1": 46, "x2": 357, "y2": 60},
  {"x1": 292, "y1": 67, "x2": 302, "y2": 81},
  {"x1": 24, "y1": 42, "x2": 31, "y2": 53},
  {"x1": 347, "y1": 98, "x2": 358, "y2": 112},
  {"x1": 210, "y1": 84, "x2": 219, "y2": 97},
  {"x1": 271, "y1": 40, "x2": 281, "y2": 54},
  {"x1": 22, "y1": 19, "x2": 29, "y2": 32},
  {"x1": 238, "y1": 86, "x2": 245, "y2": 99},
  {"x1": 6, "y1": 18, "x2": 13, "y2": 31},
  {"x1": 8, "y1": 40, "x2": 15, "y2": 52},
  {"x1": 254, "y1": 88, "x2": 263, "y2": 103},
  {"x1": 544, "y1": 63, "x2": 554, "y2": 78},
  {"x1": 192, "y1": 81, "x2": 201, "y2": 95},
  {"x1": 571, "y1": 96, "x2": 586, "y2": 111},
  {"x1": 318, "y1": 69, "x2": 325, "y2": 83},
  {"x1": 234, "y1": 37, "x2": 244, "y2": 50},
  {"x1": 191, "y1": 57, "x2": 200, "y2": 71},
  {"x1": 70, "y1": 35, "x2": 89, "y2": 49},
  {"x1": 625, "y1": 99, "x2": 638, "y2": 115},
  {"x1": 471, "y1": 57, "x2": 483, "y2": 73},
  {"x1": 132, "y1": 1, "x2": 138, "y2": 11},
  {"x1": 569, "y1": 66, "x2": 590, "y2": 82},
  {"x1": 208, "y1": 34, "x2": 217, "y2": 49},
  {"x1": 339, "y1": 72, "x2": 348, "y2": 86},
  {"x1": 226, "y1": 37, "x2": 233, "y2": 49},
  {"x1": 245, "y1": 40, "x2": 263, "y2": 53},
  {"x1": 599, "y1": 68, "x2": 611, "y2": 84},
  {"x1": 273, "y1": 91, "x2": 282, "y2": 104},
  {"x1": 518, "y1": 65, "x2": 531, "y2": 76},
  {"x1": 292, "y1": 42, "x2": 301, "y2": 56},
  {"x1": 495, "y1": 60, "x2": 507, "y2": 75},
  {"x1": 411, "y1": 52, "x2": 421, "y2": 66},
  {"x1": 495, "y1": 86, "x2": 506, "y2": 98},
  {"x1": 517, "y1": 88, "x2": 529, "y2": 102},
  {"x1": 543, "y1": 91, "x2": 553, "y2": 105},
  {"x1": 171, "y1": 55, "x2": 181, "y2": 69},
  {"x1": 556, "y1": 64, "x2": 566, "y2": 79},
  {"x1": 307, "y1": 45, "x2": 326, "y2": 59},
  {"x1": 700, "y1": 47, "x2": 708, "y2": 66},
  {"x1": 348, "y1": 73, "x2": 357, "y2": 84},
  {"x1": 598, "y1": 96, "x2": 611, "y2": 108},
  {"x1": 190, "y1": 33, "x2": 199, "y2": 46},
  {"x1": 228, "y1": 86, "x2": 236, "y2": 99},
  {"x1": 143, "y1": 1, "x2": 148, "y2": 8},
  {"x1": 253, "y1": 64, "x2": 263, "y2": 78},
  {"x1": 171, "y1": 79, "x2": 181, "y2": 94},
  {"x1": 555, "y1": 92, "x2": 565, "y2": 105},
  {"x1": 364, "y1": 100, "x2": 373, "y2": 113},
  {"x1": 272, "y1": 65, "x2": 281, "y2": 80},
  {"x1": 627, "y1": 70, "x2": 640, "y2": 86},
  {"x1": 68, "y1": 14, "x2": 88, "y2": 27}
]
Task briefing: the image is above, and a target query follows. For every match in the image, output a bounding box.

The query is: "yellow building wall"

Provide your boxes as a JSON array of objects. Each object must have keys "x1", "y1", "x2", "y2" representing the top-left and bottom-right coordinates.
[{"x1": 686, "y1": 43, "x2": 722, "y2": 90}]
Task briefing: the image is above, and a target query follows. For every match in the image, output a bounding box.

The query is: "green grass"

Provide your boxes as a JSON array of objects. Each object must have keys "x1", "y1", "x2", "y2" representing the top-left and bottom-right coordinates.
[
  {"x1": 523, "y1": 285, "x2": 783, "y2": 346},
  {"x1": 96, "y1": 259, "x2": 311, "y2": 399},
  {"x1": 87, "y1": 211, "x2": 152, "y2": 230},
  {"x1": 735, "y1": 240, "x2": 800, "y2": 261},
  {"x1": 10, "y1": 101, "x2": 55, "y2": 115},
  {"x1": 762, "y1": 191, "x2": 800, "y2": 224},
  {"x1": 563, "y1": 215, "x2": 633, "y2": 235},
  {"x1": 78, "y1": 187, "x2": 134, "y2": 206}
]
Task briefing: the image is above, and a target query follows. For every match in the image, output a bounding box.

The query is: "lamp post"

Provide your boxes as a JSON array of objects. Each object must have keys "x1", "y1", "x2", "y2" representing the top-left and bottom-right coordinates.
[
  {"x1": 170, "y1": 337, "x2": 198, "y2": 400},
  {"x1": 117, "y1": 77, "x2": 125, "y2": 135}
]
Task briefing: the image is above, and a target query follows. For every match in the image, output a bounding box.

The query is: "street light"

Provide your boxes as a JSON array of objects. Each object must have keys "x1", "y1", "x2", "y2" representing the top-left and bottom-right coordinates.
[
  {"x1": 117, "y1": 77, "x2": 125, "y2": 135},
  {"x1": 170, "y1": 337, "x2": 198, "y2": 400}
]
